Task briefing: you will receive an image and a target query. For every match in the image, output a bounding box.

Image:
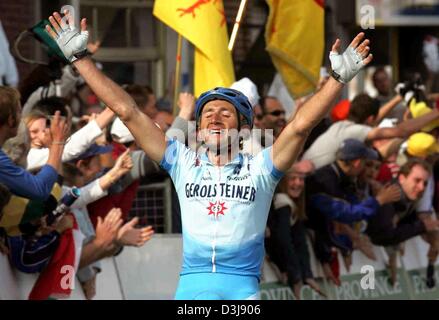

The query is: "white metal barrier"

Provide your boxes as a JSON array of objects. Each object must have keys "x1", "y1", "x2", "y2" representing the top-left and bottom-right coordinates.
[{"x1": 2, "y1": 234, "x2": 439, "y2": 300}]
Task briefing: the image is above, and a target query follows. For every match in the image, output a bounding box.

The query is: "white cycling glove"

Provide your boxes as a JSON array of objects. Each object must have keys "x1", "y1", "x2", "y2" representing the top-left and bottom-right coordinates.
[
  {"x1": 52, "y1": 20, "x2": 89, "y2": 63},
  {"x1": 329, "y1": 46, "x2": 365, "y2": 84}
]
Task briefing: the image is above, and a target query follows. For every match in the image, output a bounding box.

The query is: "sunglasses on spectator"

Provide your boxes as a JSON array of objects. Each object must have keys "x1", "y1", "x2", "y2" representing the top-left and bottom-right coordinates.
[
  {"x1": 267, "y1": 110, "x2": 285, "y2": 117},
  {"x1": 255, "y1": 114, "x2": 264, "y2": 120}
]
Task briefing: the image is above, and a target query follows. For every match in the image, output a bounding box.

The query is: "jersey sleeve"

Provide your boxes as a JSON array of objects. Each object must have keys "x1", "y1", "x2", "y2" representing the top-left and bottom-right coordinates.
[
  {"x1": 249, "y1": 146, "x2": 284, "y2": 192},
  {"x1": 159, "y1": 139, "x2": 196, "y2": 188}
]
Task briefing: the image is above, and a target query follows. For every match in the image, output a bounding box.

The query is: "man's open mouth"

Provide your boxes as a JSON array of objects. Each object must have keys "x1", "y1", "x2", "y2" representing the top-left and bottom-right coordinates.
[{"x1": 209, "y1": 129, "x2": 225, "y2": 135}]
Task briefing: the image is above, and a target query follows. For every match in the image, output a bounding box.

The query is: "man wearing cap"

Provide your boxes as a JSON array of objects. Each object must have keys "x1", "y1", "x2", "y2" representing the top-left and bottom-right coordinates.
[
  {"x1": 305, "y1": 139, "x2": 401, "y2": 283},
  {"x1": 47, "y1": 11, "x2": 374, "y2": 299}
]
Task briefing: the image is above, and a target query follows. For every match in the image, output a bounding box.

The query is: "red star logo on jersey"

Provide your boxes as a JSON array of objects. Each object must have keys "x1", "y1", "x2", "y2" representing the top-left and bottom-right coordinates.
[{"x1": 207, "y1": 201, "x2": 227, "y2": 217}]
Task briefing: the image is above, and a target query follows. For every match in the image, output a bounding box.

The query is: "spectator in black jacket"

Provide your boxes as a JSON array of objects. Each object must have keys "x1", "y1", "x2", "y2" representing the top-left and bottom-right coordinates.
[{"x1": 305, "y1": 139, "x2": 401, "y2": 285}]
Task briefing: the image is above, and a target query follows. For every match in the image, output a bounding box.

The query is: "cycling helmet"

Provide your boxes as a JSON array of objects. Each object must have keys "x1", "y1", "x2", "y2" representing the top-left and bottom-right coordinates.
[{"x1": 195, "y1": 87, "x2": 253, "y2": 128}]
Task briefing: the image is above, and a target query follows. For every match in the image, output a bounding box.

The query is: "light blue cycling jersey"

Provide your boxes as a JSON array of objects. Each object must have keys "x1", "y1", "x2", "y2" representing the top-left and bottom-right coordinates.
[{"x1": 160, "y1": 139, "x2": 283, "y2": 279}]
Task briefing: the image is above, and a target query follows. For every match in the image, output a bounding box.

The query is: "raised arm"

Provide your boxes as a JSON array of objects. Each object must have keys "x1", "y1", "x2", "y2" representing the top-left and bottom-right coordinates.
[
  {"x1": 367, "y1": 108, "x2": 439, "y2": 141},
  {"x1": 373, "y1": 94, "x2": 403, "y2": 125},
  {"x1": 166, "y1": 92, "x2": 196, "y2": 144},
  {"x1": 46, "y1": 12, "x2": 167, "y2": 163},
  {"x1": 93, "y1": 107, "x2": 115, "y2": 130},
  {"x1": 273, "y1": 33, "x2": 373, "y2": 172}
]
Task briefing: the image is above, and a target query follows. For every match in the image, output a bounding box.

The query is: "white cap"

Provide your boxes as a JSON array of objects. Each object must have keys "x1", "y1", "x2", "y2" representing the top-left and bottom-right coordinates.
[
  {"x1": 230, "y1": 77, "x2": 260, "y2": 108},
  {"x1": 110, "y1": 117, "x2": 134, "y2": 143}
]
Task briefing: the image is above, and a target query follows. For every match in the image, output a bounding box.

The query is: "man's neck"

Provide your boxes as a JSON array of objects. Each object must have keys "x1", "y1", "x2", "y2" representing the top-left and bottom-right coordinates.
[{"x1": 207, "y1": 147, "x2": 239, "y2": 166}]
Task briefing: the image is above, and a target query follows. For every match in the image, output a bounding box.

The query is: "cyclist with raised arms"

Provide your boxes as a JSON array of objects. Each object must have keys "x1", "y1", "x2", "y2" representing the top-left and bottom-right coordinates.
[{"x1": 45, "y1": 11, "x2": 373, "y2": 299}]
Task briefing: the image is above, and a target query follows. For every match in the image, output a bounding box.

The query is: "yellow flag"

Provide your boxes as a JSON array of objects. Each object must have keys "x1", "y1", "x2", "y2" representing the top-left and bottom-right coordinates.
[
  {"x1": 265, "y1": 0, "x2": 325, "y2": 98},
  {"x1": 153, "y1": 0, "x2": 235, "y2": 96}
]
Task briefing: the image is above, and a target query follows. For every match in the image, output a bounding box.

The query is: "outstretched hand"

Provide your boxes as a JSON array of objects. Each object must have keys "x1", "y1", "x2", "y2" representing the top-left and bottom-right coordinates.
[
  {"x1": 329, "y1": 32, "x2": 373, "y2": 84},
  {"x1": 49, "y1": 110, "x2": 69, "y2": 145},
  {"x1": 46, "y1": 11, "x2": 89, "y2": 62},
  {"x1": 113, "y1": 149, "x2": 134, "y2": 176},
  {"x1": 116, "y1": 217, "x2": 154, "y2": 247},
  {"x1": 95, "y1": 208, "x2": 123, "y2": 249}
]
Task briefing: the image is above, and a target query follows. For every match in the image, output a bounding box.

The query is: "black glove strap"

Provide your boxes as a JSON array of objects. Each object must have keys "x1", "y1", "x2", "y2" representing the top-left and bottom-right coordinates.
[
  {"x1": 331, "y1": 69, "x2": 343, "y2": 83},
  {"x1": 73, "y1": 49, "x2": 90, "y2": 61}
]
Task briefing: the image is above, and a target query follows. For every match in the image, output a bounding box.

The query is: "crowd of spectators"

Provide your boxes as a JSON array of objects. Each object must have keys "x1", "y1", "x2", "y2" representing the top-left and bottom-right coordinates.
[{"x1": 1, "y1": 15, "x2": 439, "y2": 300}]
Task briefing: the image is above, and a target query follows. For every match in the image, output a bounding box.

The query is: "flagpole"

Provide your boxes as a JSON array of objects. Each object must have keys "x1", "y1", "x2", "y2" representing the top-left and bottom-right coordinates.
[
  {"x1": 173, "y1": 34, "x2": 183, "y2": 117},
  {"x1": 228, "y1": 0, "x2": 248, "y2": 51}
]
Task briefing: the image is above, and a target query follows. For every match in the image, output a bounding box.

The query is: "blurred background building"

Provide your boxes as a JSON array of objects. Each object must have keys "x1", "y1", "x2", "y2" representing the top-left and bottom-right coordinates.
[{"x1": 1, "y1": 0, "x2": 439, "y2": 100}]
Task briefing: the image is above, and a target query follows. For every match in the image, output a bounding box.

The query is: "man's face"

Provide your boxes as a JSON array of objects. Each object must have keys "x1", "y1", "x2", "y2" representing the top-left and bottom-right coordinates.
[
  {"x1": 28, "y1": 118, "x2": 50, "y2": 148},
  {"x1": 253, "y1": 104, "x2": 264, "y2": 129},
  {"x1": 199, "y1": 100, "x2": 239, "y2": 151},
  {"x1": 144, "y1": 93, "x2": 158, "y2": 118},
  {"x1": 373, "y1": 70, "x2": 391, "y2": 96},
  {"x1": 263, "y1": 98, "x2": 286, "y2": 137},
  {"x1": 154, "y1": 111, "x2": 174, "y2": 132},
  {"x1": 346, "y1": 158, "x2": 366, "y2": 177},
  {"x1": 363, "y1": 159, "x2": 382, "y2": 180},
  {"x1": 399, "y1": 165, "x2": 430, "y2": 201},
  {"x1": 286, "y1": 171, "x2": 306, "y2": 199}
]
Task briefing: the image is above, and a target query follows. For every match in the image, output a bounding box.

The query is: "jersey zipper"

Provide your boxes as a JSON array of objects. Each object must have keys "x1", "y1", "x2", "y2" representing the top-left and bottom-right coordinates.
[{"x1": 211, "y1": 166, "x2": 221, "y2": 273}]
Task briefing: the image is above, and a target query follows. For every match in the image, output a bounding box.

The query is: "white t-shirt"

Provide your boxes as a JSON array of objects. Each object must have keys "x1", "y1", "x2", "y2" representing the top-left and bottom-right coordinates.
[{"x1": 302, "y1": 120, "x2": 372, "y2": 169}]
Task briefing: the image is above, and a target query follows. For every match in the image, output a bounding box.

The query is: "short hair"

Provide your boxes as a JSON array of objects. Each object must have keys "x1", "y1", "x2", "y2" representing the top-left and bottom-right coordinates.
[
  {"x1": 23, "y1": 110, "x2": 47, "y2": 128},
  {"x1": 0, "y1": 86, "x2": 21, "y2": 126},
  {"x1": 398, "y1": 158, "x2": 432, "y2": 178},
  {"x1": 123, "y1": 84, "x2": 149, "y2": 109},
  {"x1": 348, "y1": 93, "x2": 380, "y2": 124},
  {"x1": 143, "y1": 85, "x2": 154, "y2": 95},
  {"x1": 259, "y1": 96, "x2": 278, "y2": 114},
  {"x1": 33, "y1": 97, "x2": 69, "y2": 117},
  {"x1": 62, "y1": 162, "x2": 84, "y2": 186}
]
